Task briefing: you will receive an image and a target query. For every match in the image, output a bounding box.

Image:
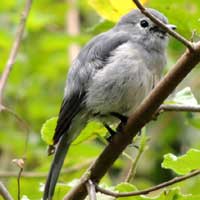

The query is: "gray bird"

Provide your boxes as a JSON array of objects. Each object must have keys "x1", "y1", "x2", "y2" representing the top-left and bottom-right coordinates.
[{"x1": 43, "y1": 8, "x2": 176, "y2": 199}]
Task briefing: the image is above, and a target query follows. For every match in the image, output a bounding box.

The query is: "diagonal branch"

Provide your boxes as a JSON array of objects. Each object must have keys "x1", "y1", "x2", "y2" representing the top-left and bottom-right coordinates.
[
  {"x1": 132, "y1": 0, "x2": 194, "y2": 51},
  {"x1": 95, "y1": 169, "x2": 200, "y2": 197},
  {"x1": 0, "y1": 0, "x2": 32, "y2": 104},
  {"x1": 63, "y1": 36, "x2": 200, "y2": 200}
]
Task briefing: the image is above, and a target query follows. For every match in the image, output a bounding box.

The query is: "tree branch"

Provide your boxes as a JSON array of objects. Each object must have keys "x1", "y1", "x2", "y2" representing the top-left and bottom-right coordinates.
[
  {"x1": 160, "y1": 104, "x2": 200, "y2": 112},
  {"x1": 0, "y1": 182, "x2": 13, "y2": 200},
  {"x1": 95, "y1": 170, "x2": 200, "y2": 197},
  {"x1": 0, "y1": 0, "x2": 32, "y2": 104},
  {"x1": 131, "y1": 0, "x2": 194, "y2": 51},
  {"x1": 86, "y1": 180, "x2": 97, "y2": 200}
]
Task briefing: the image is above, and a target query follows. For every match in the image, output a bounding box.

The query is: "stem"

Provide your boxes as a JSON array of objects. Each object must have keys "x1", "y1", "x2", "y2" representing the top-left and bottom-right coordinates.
[
  {"x1": 17, "y1": 168, "x2": 23, "y2": 200},
  {"x1": 125, "y1": 132, "x2": 147, "y2": 182},
  {"x1": 96, "y1": 170, "x2": 200, "y2": 197},
  {"x1": 0, "y1": 0, "x2": 32, "y2": 104},
  {"x1": 125, "y1": 148, "x2": 143, "y2": 183}
]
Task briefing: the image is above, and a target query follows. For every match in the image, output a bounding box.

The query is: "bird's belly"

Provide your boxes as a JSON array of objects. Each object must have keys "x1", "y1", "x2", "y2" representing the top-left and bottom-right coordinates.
[{"x1": 86, "y1": 66, "x2": 154, "y2": 117}]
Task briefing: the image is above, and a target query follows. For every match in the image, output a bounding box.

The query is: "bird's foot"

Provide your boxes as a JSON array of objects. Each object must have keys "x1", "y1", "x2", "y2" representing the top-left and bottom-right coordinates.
[
  {"x1": 104, "y1": 113, "x2": 129, "y2": 142},
  {"x1": 104, "y1": 123, "x2": 117, "y2": 142},
  {"x1": 104, "y1": 122, "x2": 128, "y2": 143}
]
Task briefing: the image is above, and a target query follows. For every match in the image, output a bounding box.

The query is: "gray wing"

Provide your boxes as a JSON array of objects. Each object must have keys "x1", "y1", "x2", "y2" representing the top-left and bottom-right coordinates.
[{"x1": 53, "y1": 30, "x2": 130, "y2": 145}]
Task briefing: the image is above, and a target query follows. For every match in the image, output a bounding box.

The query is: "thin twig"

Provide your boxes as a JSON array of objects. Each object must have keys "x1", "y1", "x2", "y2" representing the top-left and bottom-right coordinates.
[
  {"x1": 0, "y1": 160, "x2": 92, "y2": 178},
  {"x1": 160, "y1": 104, "x2": 200, "y2": 112},
  {"x1": 1, "y1": 105, "x2": 30, "y2": 154},
  {"x1": 86, "y1": 180, "x2": 97, "y2": 200},
  {"x1": 0, "y1": 182, "x2": 13, "y2": 200},
  {"x1": 132, "y1": 0, "x2": 194, "y2": 51},
  {"x1": 12, "y1": 158, "x2": 25, "y2": 200},
  {"x1": 1, "y1": 106, "x2": 29, "y2": 131},
  {"x1": 96, "y1": 170, "x2": 200, "y2": 197},
  {"x1": 125, "y1": 132, "x2": 148, "y2": 182},
  {"x1": 0, "y1": 0, "x2": 32, "y2": 104},
  {"x1": 17, "y1": 168, "x2": 23, "y2": 200},
  {"x1": 125, "y1": 147, "x2": 144, "y2": 182}
]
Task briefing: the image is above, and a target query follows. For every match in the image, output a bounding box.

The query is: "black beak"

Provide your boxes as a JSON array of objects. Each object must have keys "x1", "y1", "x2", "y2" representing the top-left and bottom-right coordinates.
[{"x1": 150, "y1": 24, "x2": 176, "y2": 39}]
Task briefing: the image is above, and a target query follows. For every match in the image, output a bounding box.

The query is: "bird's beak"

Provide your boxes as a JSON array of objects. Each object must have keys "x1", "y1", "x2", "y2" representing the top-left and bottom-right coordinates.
[{"x1": 166, "y1": 24, "x2": 176, "y2": 30}]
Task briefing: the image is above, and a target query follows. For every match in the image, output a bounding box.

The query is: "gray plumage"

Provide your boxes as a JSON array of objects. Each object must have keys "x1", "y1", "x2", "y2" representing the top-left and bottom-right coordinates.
[{"x1": 43, "y1": 8, "x2": 175, "y2": 200}]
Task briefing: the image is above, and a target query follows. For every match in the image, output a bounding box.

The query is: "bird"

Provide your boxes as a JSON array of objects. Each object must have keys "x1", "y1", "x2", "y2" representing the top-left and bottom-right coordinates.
[{"x1": 43, "y1": 8, "x2": 176, "y2": 199}]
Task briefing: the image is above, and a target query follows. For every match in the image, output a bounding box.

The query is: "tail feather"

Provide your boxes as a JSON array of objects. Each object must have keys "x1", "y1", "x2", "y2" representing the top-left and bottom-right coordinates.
[
  {"x1": 43, "y1": 133, "x2": 70, "y2": 200},
  {"x1": 43, "y1": 112, "x2": 88, "y2": 200}
]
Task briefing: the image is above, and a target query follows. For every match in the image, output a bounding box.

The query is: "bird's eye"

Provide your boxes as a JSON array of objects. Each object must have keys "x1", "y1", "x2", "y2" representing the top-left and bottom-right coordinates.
[{"x1": 140, "y1": 20, "x2": 149, "y2": 28}]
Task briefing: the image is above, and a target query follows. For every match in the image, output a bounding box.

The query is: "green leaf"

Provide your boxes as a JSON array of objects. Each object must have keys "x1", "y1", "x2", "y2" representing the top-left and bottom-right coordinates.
[
  {"x1": 115, "y1": 182, "x2": 138, "y2": 192},
  {"x1": 164, "y1": 87, "x2": 200, "y2": 130},
  {"x1": 41, "y1": 117, "x2": 58, "y2": 145},
  {"x1": 41, "y1": 117, "x2": 106, "y2": 146},
  {"x1": 88, "y1": 0, "x2": 148, "y2": 22},
  {"x1": 162, "y1": 149, "x2": 200, "y2": 175},
  {"x1": 168, "y1": 87, "x2": 198, "y2": 105},
  {"x1": 72, "y1": 121, "x2": 106, "y2": 145},
  {"x1": 149, "y1": 0, "x2": 200, "y2": 36},
  {"x1": 115, "y1": 183, "x2": 139, "y2": 200},
  {"x1": 183, "y1": 196, "x2": 200, "y2": 200}
]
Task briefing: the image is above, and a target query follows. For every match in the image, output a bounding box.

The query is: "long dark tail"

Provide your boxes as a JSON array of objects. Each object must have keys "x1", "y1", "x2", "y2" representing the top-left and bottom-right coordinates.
[{"x1": 43, "y1": 133, "x2": 71, "y2": 200}]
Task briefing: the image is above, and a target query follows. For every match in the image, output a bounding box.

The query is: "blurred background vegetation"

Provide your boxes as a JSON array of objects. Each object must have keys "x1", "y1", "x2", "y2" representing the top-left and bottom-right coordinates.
[{"x1": 1, "y1": 0, "x2": 200, "y2": 199}]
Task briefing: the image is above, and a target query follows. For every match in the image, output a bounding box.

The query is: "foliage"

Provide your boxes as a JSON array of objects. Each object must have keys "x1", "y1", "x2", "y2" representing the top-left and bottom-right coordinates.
[
  {"x1": 1, "y1": 0, "x2": 200, "y2": 199},
  {"x1": 168, "y1": 87, "x2": 198, "y2": 105},
  {"x1": 41, "y1": 116, "x2": 58, "y2": 145},
  {"x1": 88, "y1": 0, "x2": 148, "y2": 22},
  {"x1": 162, "y1": 149, "x2": 200, "y2": 175}
]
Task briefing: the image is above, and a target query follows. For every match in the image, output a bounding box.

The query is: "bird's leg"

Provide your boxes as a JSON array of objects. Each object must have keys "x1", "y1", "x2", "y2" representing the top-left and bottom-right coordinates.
[
  {"x1": 103, "y1": 123, "x2": 117, "y2": 142},
  {"x1": 104, "y1": 113, "x2": 128, "y2": 142}
]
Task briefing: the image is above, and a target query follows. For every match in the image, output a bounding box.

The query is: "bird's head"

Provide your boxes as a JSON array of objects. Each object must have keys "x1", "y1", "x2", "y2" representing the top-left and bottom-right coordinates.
[{"x1": 115, "y1": 8, "x2": 176, "y2": 52}]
